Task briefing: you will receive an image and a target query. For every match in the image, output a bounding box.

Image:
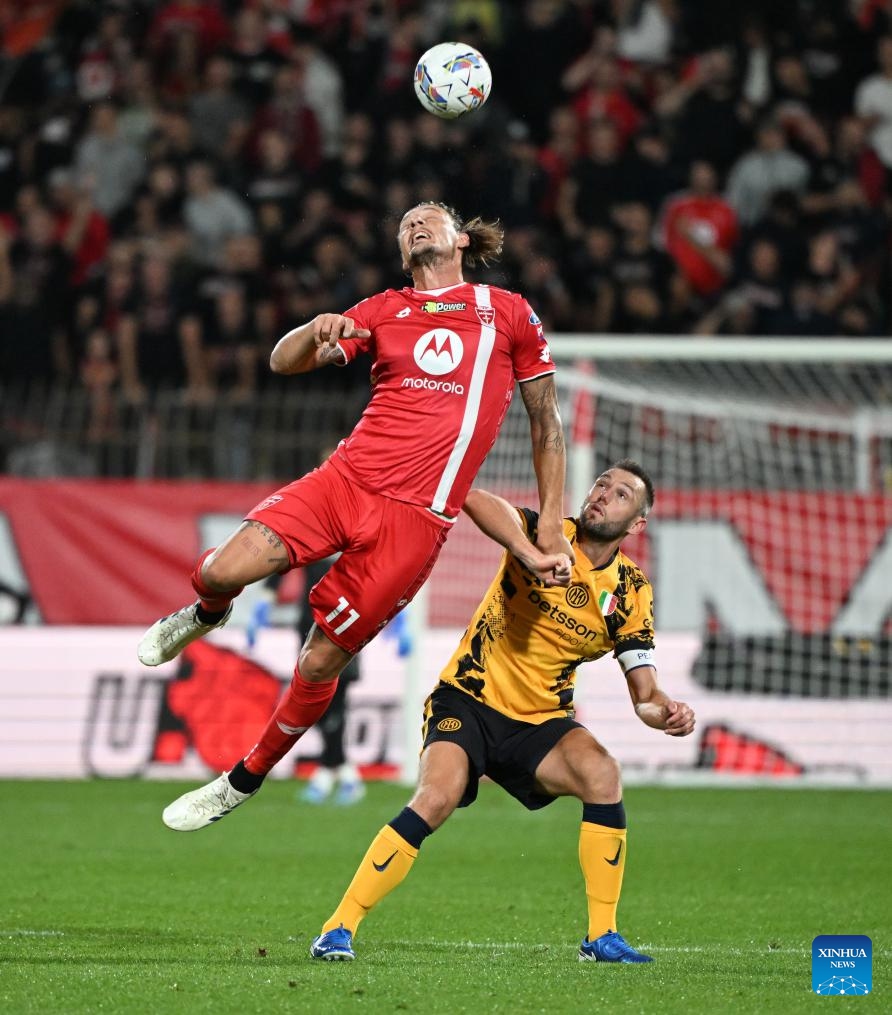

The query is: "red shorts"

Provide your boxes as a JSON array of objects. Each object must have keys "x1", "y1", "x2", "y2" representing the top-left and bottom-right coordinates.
[{"x1": 245, "y1": 458, "x2": 450, "y2": 653}]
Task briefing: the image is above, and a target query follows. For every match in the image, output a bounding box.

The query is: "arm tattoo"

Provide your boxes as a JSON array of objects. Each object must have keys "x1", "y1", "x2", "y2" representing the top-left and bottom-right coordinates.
[
  {"x1": 520, "y1": 377, "x2": 563, "y2": 450},
  {"x1": 543, "y1": 429, "x2": 564, "y2": 451},
  {"x1": 244, "y1": 523, "x2": 286, "y2": 564}
]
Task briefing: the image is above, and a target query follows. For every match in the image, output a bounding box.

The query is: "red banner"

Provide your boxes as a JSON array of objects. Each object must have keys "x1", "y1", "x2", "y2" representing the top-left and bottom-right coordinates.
[
  {"x1": 0, "y1": 479, "x2": 268, "y2": 623},
  {"x1": 1, "y1": 479, "x2": 891, "y2": 631}
]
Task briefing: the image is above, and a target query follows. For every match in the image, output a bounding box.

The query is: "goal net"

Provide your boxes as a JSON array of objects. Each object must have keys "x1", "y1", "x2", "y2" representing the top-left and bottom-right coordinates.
[{"x1": 411, "y1": 337, "x2": 892, "y2": 786}]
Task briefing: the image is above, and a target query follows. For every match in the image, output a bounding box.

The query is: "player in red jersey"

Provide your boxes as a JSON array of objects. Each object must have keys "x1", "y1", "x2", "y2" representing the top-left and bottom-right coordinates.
[{"x1": 138, "y1": 202, "x2": 574, "y2": 831}]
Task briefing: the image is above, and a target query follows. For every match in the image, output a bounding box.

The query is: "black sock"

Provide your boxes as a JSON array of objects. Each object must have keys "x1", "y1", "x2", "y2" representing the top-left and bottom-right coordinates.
[
  {"x1": 227, "y1": 759, "x2": 266, "y2": 794},
  {"x1": 196, "y1": 603, "x2": 228, "y2": 624},
  {"x1": 387, "y1": 806, "x2": 433, "y2": 849},
  {"x1": 581, "y1": 800, "x2": 626, "y2": 829}
]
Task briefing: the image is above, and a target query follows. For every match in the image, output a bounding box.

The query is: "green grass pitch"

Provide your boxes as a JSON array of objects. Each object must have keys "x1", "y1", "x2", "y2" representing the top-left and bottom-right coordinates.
[{"x1": 2, "y1": 780, "x2": 889, "y2": 1014}]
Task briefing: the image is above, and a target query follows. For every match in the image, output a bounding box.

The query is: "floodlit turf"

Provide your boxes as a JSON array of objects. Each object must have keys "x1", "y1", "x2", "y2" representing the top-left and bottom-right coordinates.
[{"x1": 2, "y1": 780, "x2": 889, "y2": 1014}]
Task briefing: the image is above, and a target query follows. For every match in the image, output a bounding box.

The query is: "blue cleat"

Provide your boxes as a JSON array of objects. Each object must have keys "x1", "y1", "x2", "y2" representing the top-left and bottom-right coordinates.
[
  {"x1": 335, "y1": 778, "x2": 366, "y2": 806},
  {"x1": 578, "y1": 930, "x2": 653, "y2": 963},
  {"x1": 310, "y1": 925, "x2": 355, "y2": 961}
]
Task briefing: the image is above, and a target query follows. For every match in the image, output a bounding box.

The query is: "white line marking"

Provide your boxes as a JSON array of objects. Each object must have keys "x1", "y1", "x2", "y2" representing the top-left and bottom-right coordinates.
[{"x1": 3, "y1": 930, "x2": 66, "y2": 937}]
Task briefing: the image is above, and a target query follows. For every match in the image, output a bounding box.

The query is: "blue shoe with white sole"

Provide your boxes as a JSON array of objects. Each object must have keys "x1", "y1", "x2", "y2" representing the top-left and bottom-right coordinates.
[
  {"x1": 310, "y1": 925, "x2": 355, "y2": 961},
  {"x1": 578, "y1": 930, "x2": 653, "y2": 963}
]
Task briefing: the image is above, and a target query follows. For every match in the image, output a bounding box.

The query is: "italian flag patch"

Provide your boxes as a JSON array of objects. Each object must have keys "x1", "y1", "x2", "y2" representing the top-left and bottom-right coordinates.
[{"x1": 598, "y1": 590, "x2": 617, "y2": 616}]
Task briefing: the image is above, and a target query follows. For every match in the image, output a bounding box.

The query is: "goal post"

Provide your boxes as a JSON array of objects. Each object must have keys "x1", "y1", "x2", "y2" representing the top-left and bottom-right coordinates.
[{"x1": 402, "y1": 335, "x2": 892, "y2": 786}]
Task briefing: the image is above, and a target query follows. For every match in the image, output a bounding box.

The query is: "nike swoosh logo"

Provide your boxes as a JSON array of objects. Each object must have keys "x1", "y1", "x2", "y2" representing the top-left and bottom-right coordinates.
[
  {"x1": 276, "y1": 722, "x2": 309, "y2": 736},
  {"x1": 373, "y1": 851, "x2": 398, "y2": 873},
  {"x1": 605, "y1": 843, "x2": 623, "y2": 866}
]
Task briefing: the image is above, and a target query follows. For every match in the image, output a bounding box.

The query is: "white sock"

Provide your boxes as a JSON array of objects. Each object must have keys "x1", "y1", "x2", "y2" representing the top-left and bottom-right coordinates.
[
  {"x1": 309, "y1": 766, "x2": 336, "y2": 793},
  {"x1": 338, "y1": 763, "x2": 361, "y2": 785}
]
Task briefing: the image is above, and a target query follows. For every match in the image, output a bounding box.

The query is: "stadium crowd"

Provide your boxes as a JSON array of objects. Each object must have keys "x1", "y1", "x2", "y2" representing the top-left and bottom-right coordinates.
[{"x1": 1, "y1": 0, "x2": 891, "y2": 465}]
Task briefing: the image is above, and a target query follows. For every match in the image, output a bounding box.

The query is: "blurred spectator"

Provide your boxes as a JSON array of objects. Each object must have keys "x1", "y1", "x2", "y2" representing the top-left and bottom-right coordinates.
[
  {"x1": 655, "y1": 47, "x2": 752, "y2": 174},
  {"x1": 562, "y1": 52, "x2": 644, "y2": 146},
  {"x1": 659, "y1": 160, "x2": 739, "y2": 298},
  {"x1": 619, "y1": 124, "x2": 686, "y2": 212},
  {"x1": 74, "y1": 241, "x2": 136, "y2": 339},
  {"x1": 502, "y1": 0, "x2": 590, "y2": 142},
  {"x1": 118, "y1": 58, "x2": 161, "y2": 150},
  {"x1": 149, "y1": 0, "x2": 230, "y2": 69},
  {"x1": 189, "y1": 55, "x2": 251, "y2": 160},
  {"x1": 147, "y1": 106, "x2": 202, "y2": 173},
  {"x1": 48, "y1": 166, "x2": 110, "y2": 289},
  {"x1": 615, "y1": 0, "x2": 677, "y2": 66},
  {"x1": 79, "y1": 327, "x2": 120, "y2": 443},
  {"x1": 245, "y1": 129, "x2": 302, "y2": 252},
  {"x1": 200, "y1": 284, "x2": 260, "y2": 400},
  {"x1": 74, "y1": 101, "x2": 145, "y2": 219},
  {"x1": 250, "y1": 63, "x2": 322, "y2": 174},
  {"x1": 767, "y1": 280, "x2": 837, "y2": 337},
  {"x1": 804, "y1": 115, "x2": 886, "y2": 215},
  {"x1": 4, "y1": 206, "x2": 72, "y2": 383},
  {"x1": 854, "y1": 34, "x2": 892, "y2": 170},
  {"x1": 476, "y1": 120, "x2": 549, "y2": 228},
  {"x1": 610, "y1": 200, "x2": 681, "y2": 330},
  {"x1": 743, "y1": 189, "x2": 808, "y2": 281},
  {"x1": 290, "y1": 27, "x2": 346, "y2": 159},
  {"x1": 537, "y1": 106, "x2": 581, "y2": 218},
  {"x1": 225, "y1": 6, "x2": 287, "y2": 108},
  {"x1": 800, "y1": 229, "x2": 860, "y2": 319},
  {"x1": 557, "y1": 118, "x2": 627, "y2": 236},
  {"x1": 723, "y1": 236, "x2": 788, "y2": 334},
  {"x1": 565, "y1": 222, "x2": 617, "y2": 332},
  {"x1": 115, "y1": 249, "x2": 201, "y2": 400},
  {"x1": 182, "y1": 159, "x2": 254, "y2": 267},
  {"x1": 726, "y1": 119, "x2": 810, "y2": 226},
  {"x1": 74, "y1": 4, "x2": 133, "y2": 104}
]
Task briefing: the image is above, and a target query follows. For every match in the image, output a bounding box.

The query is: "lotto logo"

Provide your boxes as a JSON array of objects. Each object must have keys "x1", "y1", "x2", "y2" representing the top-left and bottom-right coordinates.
[{"x1": 413, "y1": 329, "x2": 463, "y2": 376}]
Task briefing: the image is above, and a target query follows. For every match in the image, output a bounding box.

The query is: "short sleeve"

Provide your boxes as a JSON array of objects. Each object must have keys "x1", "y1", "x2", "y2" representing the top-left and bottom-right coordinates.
[
  {"x1": 335, "y1": 292, "x2": 383, "y2": 363},
  {"x1": 613, "y1": 578, "x2": 656, "y2": 665},
  {"x1": 511, "y1": 295, "x2": 555, "y2": 382}
]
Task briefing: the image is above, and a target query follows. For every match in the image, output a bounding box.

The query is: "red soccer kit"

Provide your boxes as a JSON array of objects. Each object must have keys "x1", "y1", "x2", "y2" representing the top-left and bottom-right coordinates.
[{"x1": 246, "y1": 281, "x2": 555, "y2": 651}]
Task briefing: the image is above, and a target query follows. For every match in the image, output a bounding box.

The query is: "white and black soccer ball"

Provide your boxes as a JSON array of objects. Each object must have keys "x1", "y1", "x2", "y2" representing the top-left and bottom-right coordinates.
[{"x1": 413, "y1": 42, "x2": 492, "y2": 120}]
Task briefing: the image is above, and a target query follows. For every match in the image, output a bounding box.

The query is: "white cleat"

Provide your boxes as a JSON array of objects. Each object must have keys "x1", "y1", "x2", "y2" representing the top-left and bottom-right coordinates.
[
  {"x1": 162, "y1": 772, "x2": 257, "y2": 831},
  {"x1": 137, "y1": 601, "x2": 233, "y2": 666}
]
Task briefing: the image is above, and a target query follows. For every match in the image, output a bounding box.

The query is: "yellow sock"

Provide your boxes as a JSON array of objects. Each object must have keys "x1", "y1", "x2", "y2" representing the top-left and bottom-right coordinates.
[
  {"x1": 321, "y1": 825, "x2": 419, "y2": 935},
  {"x1": 579, "y1": 821, "x2": 627, "y2": 941}
]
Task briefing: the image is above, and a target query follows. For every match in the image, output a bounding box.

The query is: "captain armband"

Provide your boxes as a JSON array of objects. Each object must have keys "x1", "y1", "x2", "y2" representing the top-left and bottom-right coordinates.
[{"x1": 617, "y1": 647, "x2": 656, "y2": 673}]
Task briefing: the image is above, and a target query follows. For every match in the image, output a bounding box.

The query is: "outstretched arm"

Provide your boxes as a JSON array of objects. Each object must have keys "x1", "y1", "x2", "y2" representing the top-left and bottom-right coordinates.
[
  {"x1": 518, "y1": 374, "x2": 574, "y2": 561},
  {"x1": 463, "y1": 489, "x2": 571, "y2": 588},
  {"x1": 625, "y1": 665, "x2": 696, "y2": 736},
  {"x1": 270, "y1": 314, "x2": 371, "y2": 375}
]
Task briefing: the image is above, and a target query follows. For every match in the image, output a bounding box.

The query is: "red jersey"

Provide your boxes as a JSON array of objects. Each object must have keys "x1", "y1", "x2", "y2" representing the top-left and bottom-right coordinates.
[
  {"x1": 332, "y1": 282, "x2": 554, "y2": 519},
  {"x1": 661, "y1": 193, "x2": 739, "y2": 295}
]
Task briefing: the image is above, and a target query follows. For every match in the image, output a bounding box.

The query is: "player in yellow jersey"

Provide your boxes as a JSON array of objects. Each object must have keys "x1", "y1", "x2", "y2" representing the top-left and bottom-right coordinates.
[{"x1": 310, "y1": 459, "x2": 695, "y2": 964}]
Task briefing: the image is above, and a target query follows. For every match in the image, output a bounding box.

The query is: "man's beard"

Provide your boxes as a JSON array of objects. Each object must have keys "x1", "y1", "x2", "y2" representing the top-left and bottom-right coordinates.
[
  {"x1": 578, "y1": 515, "x2": 631, "y2": 542},
  {"x1": 408, "y1": 242, "x2": 446, "y2": 269}
]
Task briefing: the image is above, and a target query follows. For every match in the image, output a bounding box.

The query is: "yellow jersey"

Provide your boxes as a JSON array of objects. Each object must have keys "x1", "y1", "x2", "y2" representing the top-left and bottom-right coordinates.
[{"x1": 437, "y1": 510, "x2": 655, "y2": 723}]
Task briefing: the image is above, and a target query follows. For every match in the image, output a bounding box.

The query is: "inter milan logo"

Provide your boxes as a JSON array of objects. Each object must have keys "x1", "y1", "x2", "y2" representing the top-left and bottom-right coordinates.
[
  {"x1": 565, "y1": 584, "x2": 590, "y2": 609},
  {"x1": 414, "y1": 328, "x2": 463, "y2": 376}
]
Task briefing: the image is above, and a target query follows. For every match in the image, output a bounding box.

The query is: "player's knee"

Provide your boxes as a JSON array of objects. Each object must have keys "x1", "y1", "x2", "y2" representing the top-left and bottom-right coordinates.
[
  {"x1": 582, "y1": 752, "x2": 622, "y2": 802},
  {"x1": 409, "y1": 785, "x2": 460, "y2": 828},
  {"x1": 297, "y1": 647, "x2": 341, "y2": 683}
]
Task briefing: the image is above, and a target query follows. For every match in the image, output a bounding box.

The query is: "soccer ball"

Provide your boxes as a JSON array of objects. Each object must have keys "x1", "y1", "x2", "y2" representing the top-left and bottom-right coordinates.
[{"x1": 413, "y1": 42, "x2": 492, "y2": 120}]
